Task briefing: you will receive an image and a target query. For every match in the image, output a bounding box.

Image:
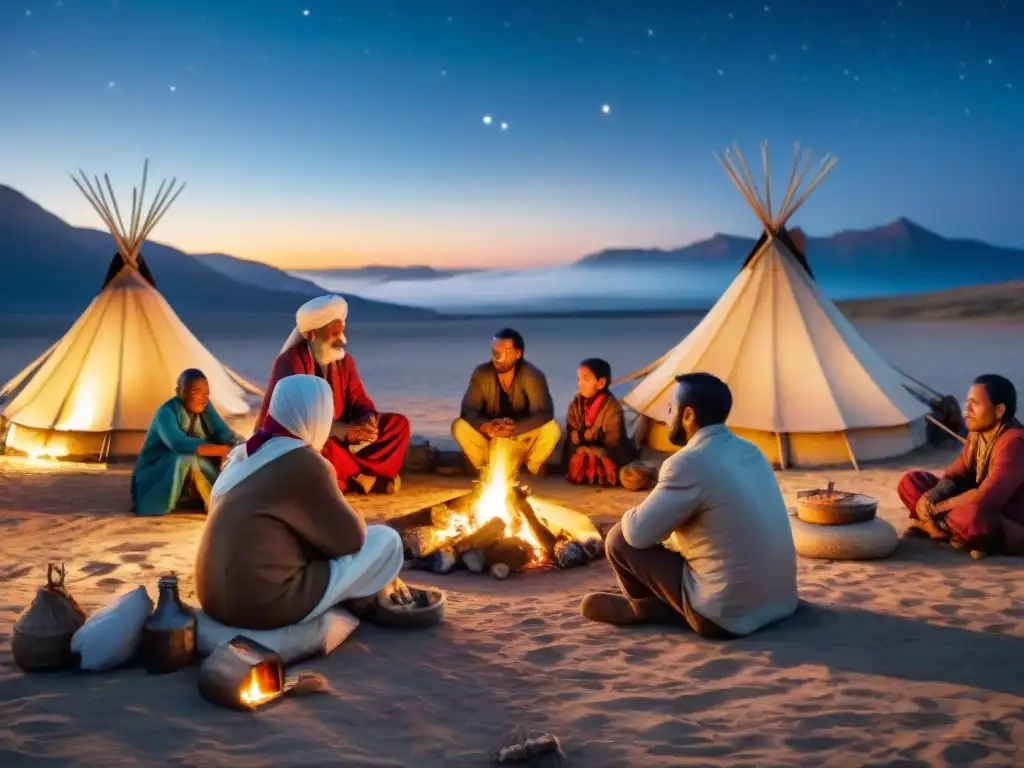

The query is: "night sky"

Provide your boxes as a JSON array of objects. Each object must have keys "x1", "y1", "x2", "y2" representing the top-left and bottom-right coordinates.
[{"x1": 1, "y1": 0, "x2": 1021, "y2": 269}]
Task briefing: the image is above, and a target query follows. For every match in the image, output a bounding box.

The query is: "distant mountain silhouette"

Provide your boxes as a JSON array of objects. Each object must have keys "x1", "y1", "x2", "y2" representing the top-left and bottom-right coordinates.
[
  {"x1": 577, "y1": 219, "x2": 1024, "y2": 282},
  {"x1": 297, "y1": 265, "x2": 481, "y2": 284},
  {"x1": 196, "y1": 252, "x2": 326, "y2": 294},
  {"x1": 0, "y1": 185, "x2": 435, "y2": 319}
]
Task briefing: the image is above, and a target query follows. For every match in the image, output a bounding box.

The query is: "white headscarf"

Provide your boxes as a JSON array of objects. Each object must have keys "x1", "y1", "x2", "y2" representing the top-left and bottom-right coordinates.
[
  {"x1": 210, "y1": 374, "x2": 334, "y2": 505},
  {"x1": 279, "y1": 294, "x2": 349, "y2": 355}
]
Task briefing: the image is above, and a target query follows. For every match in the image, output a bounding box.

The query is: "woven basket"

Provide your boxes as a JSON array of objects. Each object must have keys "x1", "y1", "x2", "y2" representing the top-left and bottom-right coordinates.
[
  {"x1": 11, "y1": 626, "x2": 80, "y2": 671},
  {"x1": 11, "y1": 564, "x2": 87, "y2": 672}
]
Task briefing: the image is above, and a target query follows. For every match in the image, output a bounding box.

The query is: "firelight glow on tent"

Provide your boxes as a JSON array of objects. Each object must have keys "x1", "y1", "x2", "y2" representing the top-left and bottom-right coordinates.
[
  {"x1": 620, "y1": 141, "x2": 931, "y2": 469},
  {"x1": 0, "y1": 161, "x2": 262, "y2": 462}
]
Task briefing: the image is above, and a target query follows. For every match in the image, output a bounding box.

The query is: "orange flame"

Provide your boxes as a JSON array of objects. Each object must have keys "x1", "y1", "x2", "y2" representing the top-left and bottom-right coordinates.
[
  {"x1": 239, "y1": 669, "x2": 278, "y2": 707},
  {"x1": 434, "y1": 439, "x2": 547, "y2": 564}
]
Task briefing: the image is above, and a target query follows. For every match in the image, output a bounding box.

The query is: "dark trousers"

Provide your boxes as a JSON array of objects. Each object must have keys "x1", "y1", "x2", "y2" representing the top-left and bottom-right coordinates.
[{"x1": 605, "y1": 523, "x2": 735, "y2": 639}]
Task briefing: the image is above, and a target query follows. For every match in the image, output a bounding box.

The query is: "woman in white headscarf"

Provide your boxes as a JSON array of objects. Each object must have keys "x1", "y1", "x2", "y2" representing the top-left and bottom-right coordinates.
[{"x1": 194, "y1": 374, "x2": 406, "y2": 630}]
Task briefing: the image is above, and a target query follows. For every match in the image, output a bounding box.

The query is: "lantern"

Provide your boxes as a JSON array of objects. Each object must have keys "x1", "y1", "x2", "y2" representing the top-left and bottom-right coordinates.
[{"x1": 198, "y1": 636, "x2": 287, "y2": 711}]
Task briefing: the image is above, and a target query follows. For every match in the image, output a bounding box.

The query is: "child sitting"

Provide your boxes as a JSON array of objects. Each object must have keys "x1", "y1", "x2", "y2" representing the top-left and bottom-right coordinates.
[{"x1": 562, "y1": 358, "x2": 638, "y2": 486}]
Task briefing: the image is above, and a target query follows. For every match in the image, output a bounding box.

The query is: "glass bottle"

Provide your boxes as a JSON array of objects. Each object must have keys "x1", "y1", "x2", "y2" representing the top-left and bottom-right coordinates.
[{"x1": 139, "y1": 573, "x2": 196, "y2": 674}]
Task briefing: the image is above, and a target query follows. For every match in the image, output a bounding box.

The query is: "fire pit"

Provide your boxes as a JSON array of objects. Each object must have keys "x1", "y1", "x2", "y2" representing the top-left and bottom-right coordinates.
[{"x1": 386, "y1": 441, "x2": 605, "y2": 579}]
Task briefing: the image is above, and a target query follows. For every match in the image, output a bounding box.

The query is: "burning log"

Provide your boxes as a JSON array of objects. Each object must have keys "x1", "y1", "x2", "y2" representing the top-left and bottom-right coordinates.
[
  {"x1": 485, "y1": 537, "x2": 533, "y2": 577},
  {"x1": 402, "y1": 526, "x2": 441, "y2": 559},
  {"x1": 386, "y1": 494, "x2": 474, "y2": 535},
  {"x1": 510, "y1": 485, "x2": 557, "y2": 560},
  {"x1": 452, "y1": 517, "x2": 507, "y2": 555}
]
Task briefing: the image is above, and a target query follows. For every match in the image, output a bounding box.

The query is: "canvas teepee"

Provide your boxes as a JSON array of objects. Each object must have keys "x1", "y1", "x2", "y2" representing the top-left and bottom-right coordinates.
[
  {"x1": 622, "y1": 142, "x2": 930, "y2": 468},
  {"x1": 0, "y1": 161, "x2": 262, "y2": 462}
]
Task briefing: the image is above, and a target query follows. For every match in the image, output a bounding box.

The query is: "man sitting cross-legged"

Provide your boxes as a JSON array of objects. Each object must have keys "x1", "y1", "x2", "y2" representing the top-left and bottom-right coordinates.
[
  {"x1": 196, "y1": 374, "x2": 407, "y2": 631},
  {"x1": 581, "y1": 372, "x2": 799, "y2": 638},
  {"x1": 256, "y1": 294, "x2": 411, "y2": 495},
  {"x1": 897, "y1": 373, "x2": 1024, "y2": 554},
  {"x1": 451, "y1": 327, "x2": 561, "y2": 477}
]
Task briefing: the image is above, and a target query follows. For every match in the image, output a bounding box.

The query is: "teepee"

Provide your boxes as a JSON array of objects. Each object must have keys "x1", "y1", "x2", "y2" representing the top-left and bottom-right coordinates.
[
  {"x1": 622, "y1": 142, "x2": 930, "y2": 468},
  {"x1": 0, "y1": 161, "x2": 262, "y2": 462}
]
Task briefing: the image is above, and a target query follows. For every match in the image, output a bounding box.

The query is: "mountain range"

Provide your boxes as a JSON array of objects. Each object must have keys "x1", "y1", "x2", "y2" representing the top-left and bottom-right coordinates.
[
  {"x1": 2, "y1": 181, "x2": 1023, "y2": 319},
  {"x1": 0, "y1": 185, "x2": 434, "y2": 319},
  {"x1": 578, "y1": 218, "x2": 1024, "y2": 284}
]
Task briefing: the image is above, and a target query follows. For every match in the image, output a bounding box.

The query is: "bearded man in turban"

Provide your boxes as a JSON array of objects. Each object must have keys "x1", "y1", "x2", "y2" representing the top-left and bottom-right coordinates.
[{"x1": 255, "y1": 295, "x2": 411, "y2": 494}]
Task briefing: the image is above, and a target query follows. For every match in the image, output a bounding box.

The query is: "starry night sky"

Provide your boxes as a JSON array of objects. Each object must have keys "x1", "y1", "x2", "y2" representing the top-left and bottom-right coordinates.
[{"x1": 1, "y1": 0, "x2": 1021, "y2": 269}]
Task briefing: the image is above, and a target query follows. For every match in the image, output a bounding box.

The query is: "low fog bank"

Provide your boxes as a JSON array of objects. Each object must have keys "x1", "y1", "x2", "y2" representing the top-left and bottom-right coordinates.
[
  {"x1": 295, "y1": 263, "x2": 970, "y2": 315},
  {"x1": 298, "y1": 264, "x2": 739, "y2": 314}
]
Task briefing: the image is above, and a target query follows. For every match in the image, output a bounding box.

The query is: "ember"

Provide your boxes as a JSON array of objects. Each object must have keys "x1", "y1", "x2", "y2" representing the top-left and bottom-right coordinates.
[{"x1": 388, "y1": 440, "x2": 605, "y2": 578}]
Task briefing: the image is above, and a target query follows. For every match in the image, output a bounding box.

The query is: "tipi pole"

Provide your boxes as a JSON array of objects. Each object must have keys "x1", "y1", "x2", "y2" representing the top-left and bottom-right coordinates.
[{"x1": 842, "y1": 433, "x2": 861, "y2": 472}]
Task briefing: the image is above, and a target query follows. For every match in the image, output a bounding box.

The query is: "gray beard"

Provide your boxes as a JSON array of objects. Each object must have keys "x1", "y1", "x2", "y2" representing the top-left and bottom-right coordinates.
[{"x1": 309, "y1": 339, "x2": 346, "y2": 368}]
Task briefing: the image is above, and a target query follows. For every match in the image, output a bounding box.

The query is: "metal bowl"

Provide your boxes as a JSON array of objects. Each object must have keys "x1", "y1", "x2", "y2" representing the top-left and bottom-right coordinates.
[{"x1": 370, "y1": 587, "x2": 447, "y2": 630}]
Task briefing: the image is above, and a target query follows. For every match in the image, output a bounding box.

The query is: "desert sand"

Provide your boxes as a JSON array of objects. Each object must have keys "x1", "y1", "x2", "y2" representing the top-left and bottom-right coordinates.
[
  {"x1": 2, "y1": 316, "x2": 1023, "y2": 766},
  {"x1": 1, "y1": 442, "x2": 1023, "y2": 767}
]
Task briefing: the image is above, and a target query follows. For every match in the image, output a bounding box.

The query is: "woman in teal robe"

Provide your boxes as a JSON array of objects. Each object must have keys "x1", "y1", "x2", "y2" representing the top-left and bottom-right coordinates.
[{"x1": 131, "y1": 369, "x2": 242, "y2": 517}]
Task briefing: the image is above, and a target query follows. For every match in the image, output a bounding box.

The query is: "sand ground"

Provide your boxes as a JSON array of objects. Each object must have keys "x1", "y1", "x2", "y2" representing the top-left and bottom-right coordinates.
[{"x1": 1, "y1": 442, "x2": 1023, "y2": 768}]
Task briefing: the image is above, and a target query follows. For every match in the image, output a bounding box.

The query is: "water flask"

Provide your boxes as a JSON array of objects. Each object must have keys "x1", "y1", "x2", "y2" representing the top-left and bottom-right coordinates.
[{"x1": 139, "y1": 573, "x2": 196, "y2": 674}]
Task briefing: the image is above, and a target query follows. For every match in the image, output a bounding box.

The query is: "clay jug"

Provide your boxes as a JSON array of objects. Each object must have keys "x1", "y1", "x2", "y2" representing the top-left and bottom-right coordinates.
[{"x1": 139, "y1": 574, "x2": 196, "y2": 674}]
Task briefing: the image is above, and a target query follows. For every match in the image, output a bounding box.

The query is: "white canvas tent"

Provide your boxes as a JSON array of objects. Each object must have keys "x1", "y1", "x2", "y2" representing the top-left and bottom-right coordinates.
[
  {"x1": 622, "y1": 142, "x2": 930, "y2": 468},
  {"x1": 0, "y1": 161, "x2": 261, "y2": 462}
]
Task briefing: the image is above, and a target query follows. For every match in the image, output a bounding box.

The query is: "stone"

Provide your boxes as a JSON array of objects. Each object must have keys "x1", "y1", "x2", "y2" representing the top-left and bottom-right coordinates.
[{"x1": 790, "y1": 516, "x2": 899, "y2": 561}]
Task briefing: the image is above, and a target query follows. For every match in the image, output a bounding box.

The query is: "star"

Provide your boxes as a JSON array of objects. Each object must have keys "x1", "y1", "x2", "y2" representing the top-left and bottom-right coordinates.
[
  {"x1": 647, "y1": 28, "x2": 654, "y2": 37},
  {"x1": 727, "y1": 11, "x2": 735, "y2": 19},
  {"x1": 440, "y1": 69, "x2": 447, "y2": 77},
  {"x1": 25, "y1": 8, "x2": 31, "y2": 15},
  {"x1": 800, "y1": 43, "x2": 809, "y2": 51},
  {"x1": 601, "y1": 104, "x2": 611, "y2": 114},
  {"x1": 717, "y1": 69, "x2": 725, "y2": 76},
  {"x1": 986, "y1": 58, "x2": 993, "y2": 65},
  {"x1": 576, "y1": 36, "x2": 584, "y2": 44},
  {"x1": 169, "y1": 85, "x2": 177, "y2": 92},
  {"x1": 965, "y1": 108, "x2": 971, "y2": 116},
  {"x1": 1007, "y1": 83, "x2": 1014, "y2": 89},
  {"x1": 500, "y1": 121, "x2": 508, "y2": 131},
  {"x1": 482, "y1": 115, "x2": 492, "y2": 125},
  {"x1": 768, "y1": 53, "x2": 777, "y2": 62},
  {"x1": 107, "y1": 81, "x2": 116, "y2": 88},
  {"x1": 959, "y1": 73, "x2": 965, "y2": 80},
  {"x1": 764, "y1": 4, "x2": 771, "y2": 11},
  {"x1": 302, "y1": 9, "x2": 310, "y2": 17}
]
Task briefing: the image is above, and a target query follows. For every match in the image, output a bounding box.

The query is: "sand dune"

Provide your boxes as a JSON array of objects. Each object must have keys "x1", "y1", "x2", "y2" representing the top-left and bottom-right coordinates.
[
  {"x1": 840, "y1": 282, "x2": 1024, "y2": 320},
  {"x1": 2, "y1": 444, "x2": 1023, "y2": 767}
]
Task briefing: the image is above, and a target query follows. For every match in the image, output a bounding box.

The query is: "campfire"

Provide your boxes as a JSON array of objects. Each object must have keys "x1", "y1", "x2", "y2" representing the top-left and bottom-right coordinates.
[{"x1": 388, "y1": 440, "x2": 605, "y2": 579}]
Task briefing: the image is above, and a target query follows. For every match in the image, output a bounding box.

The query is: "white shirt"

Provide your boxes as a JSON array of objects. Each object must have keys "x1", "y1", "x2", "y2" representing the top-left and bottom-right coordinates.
[{"x1": 620, "y1": 424, "x2": 798, "y2": 636}]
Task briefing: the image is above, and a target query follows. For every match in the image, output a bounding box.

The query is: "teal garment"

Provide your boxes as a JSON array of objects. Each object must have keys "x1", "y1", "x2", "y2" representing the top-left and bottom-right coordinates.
[{"x1": 130, "y1": 398, "x2": 238, "y2": 517}]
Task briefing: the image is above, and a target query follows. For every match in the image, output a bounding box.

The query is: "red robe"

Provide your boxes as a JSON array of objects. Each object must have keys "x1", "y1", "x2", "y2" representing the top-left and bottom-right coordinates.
[
  {"x1": 256, "y1": 344, "x2": 411, "y2": 488},
  {"x1": 897, "y1": 421, "x2": 1024, "y2": 553}
]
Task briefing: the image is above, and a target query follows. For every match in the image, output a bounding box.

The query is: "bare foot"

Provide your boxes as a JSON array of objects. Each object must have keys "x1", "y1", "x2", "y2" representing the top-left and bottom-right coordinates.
[
  {"x1": 375, "y1": 475, "x2": 401, "y2": 494},
  {"x1": 351, "y1": 473, "x2": 376, "y2": 494}
]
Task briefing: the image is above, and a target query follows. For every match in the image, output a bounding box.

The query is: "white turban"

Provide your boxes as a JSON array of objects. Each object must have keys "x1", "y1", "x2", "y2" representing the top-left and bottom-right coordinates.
[
  {"x1": 210, "y1": 375, "x2": 334, "y2": 505},
  {"x1": 279, "y1": 294, "x2": 349, "y2": 355}
]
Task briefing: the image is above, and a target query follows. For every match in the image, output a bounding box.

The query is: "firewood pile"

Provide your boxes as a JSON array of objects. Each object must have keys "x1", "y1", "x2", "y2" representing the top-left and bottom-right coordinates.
[{"x1": 385, "y1": 483, "x2": 605, "y2": 580}]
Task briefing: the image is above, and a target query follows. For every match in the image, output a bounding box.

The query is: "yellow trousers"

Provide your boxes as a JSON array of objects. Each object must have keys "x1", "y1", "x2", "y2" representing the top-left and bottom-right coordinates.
[{"x1": 450, "y1": 418, "x2": 562, "y2": 475}]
